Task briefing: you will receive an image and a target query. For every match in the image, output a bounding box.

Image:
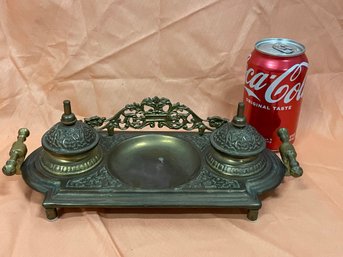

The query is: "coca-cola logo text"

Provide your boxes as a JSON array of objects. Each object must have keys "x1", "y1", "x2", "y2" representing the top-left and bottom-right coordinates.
[{"x1": 244, "y1": 62, "x2": 309, "y2": 104}]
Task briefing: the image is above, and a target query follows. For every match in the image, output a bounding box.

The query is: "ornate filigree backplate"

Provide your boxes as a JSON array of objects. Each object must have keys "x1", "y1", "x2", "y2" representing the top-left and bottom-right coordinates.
[{"x1": 84, "y1": 96, "x2": 226, "y2": 136}]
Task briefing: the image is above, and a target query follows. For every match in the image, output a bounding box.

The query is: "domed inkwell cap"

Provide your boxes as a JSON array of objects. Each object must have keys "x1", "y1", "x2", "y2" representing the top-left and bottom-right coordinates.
[
  {"x1": 40, "y1": 100, "x2": 102, "y2": 176},
  {"x1": 210, "y1": 102, "x2": 266, "y2": 158},
  {"x1": 42, "y1": 100, "x2": 99, "y2": 156}
]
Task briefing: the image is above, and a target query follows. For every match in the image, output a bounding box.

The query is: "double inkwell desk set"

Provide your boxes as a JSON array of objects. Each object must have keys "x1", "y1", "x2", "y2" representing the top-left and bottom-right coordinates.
[{"x1": 2, "y1": 96, "x2": 302, "y2": 221}]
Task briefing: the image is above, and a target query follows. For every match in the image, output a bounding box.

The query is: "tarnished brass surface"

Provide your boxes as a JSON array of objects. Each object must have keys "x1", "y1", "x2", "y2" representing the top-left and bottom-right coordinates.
[
  {"x1": 40, "y1": 100, "x2": 102, "y2": 175},
  {"x1": 2, "y1": 97, "x2": 303, "y2": 221},
  {"x1": 207, "y1": 102, "x2": 268, "y2": 177},
  {"x1": 107, "y1": 134, "x2": 201, "y2": 189},
  {"x1": 21, "y1": 131, "x2": 285, "y2": 221},
  {"x1": 206, "y1": 147, "x2": 265, "y2": 177},
  {"x1": 40, "y1": 146, "x2": 102, "y2": 176},
  {"x1": 278, "y1": 128, "x2": 303, "y2": 177},
  {"x1": 2, "y1": 128, "x2": 30, "y2": 176},
  {"x1": 210, "y1": 102, "x2": 265, "y2": 158},
  {"x1": 42, "y1": 100, "x2": 99, "y2": 156}
]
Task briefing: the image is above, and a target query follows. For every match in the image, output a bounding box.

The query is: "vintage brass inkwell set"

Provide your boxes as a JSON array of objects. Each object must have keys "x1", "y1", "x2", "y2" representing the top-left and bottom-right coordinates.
[{"x1": 2, "y1": 97, "x2": 302, "y2": 221}]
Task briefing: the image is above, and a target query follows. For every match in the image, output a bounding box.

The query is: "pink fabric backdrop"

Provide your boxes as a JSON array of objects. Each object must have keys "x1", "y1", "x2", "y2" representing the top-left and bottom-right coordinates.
[{"x1": 1, "y1": 1, "x2": 343, "y2": 256}]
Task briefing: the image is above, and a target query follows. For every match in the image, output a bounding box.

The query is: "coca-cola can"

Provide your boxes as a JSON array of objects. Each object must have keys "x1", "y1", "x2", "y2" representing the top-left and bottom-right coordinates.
[{"x1": 243, "y1": 38, "x2": 309, "y2": 151}]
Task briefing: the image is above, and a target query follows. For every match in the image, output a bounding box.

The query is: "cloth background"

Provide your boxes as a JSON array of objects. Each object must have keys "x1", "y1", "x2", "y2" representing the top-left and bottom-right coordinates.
[{"x1": 0, "y1": 0, "x2": 343, "y2": 256}]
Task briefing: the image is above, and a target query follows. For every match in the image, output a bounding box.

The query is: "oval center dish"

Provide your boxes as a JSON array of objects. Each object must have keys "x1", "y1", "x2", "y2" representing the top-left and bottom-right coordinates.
[{"x1": 107, "y1": 134, "x2": 201, "y2": 189}]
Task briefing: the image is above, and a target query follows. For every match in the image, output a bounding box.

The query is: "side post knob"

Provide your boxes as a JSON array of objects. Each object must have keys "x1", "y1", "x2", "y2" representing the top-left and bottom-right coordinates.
[
  {"x1": 2, "y1": 128, "x2": 30, "y2": 176},
  {"x1": 278, "y1": 128, "x2": 303, "y2": 177}
]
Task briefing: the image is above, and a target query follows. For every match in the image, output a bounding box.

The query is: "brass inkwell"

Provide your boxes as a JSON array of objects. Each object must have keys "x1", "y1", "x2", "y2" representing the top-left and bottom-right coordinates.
[{"x1": 2, "y1": 97, "x2": 302, "y2": 221}]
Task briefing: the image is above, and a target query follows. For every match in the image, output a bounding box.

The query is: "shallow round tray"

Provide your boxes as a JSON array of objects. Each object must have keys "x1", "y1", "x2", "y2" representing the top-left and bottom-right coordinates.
[{"x1": 107, "y1": 134, "x2": 201, "y2": 189}]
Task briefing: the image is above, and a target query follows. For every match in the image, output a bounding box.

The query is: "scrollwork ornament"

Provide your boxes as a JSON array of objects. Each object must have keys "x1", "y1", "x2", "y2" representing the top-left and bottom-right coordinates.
[
  {"x1": 66, "y1": 168, "x2": 125, "y2": 188},
  {"x1": 85, "y1": 96, "x2": 227, "y2": 135},
  {"x1": 176, "y1": 169, "x2": 241, "y2": 190}
]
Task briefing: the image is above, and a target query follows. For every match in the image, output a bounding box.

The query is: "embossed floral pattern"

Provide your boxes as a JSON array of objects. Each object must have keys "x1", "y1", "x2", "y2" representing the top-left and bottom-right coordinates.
[
  {"x1": 66, "y1": 168, "x2": 124, "y2": 188},
  {"x1": 43, "y1": 121, "x2": 98, "y2": 154},
  {"x1": 210, "y1": 122, "x2": 265, "y2": 156}
]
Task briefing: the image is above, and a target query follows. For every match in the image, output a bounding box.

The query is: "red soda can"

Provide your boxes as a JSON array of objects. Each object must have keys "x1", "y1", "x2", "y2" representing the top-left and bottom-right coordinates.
[{"x1": 243, "y1": 38, "x2": 309, "y2": 151}]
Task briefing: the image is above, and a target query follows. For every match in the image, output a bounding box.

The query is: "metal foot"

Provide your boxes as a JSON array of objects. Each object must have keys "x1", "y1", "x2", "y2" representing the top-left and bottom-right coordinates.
[
  {"x1": 45, "y1": 208, "x2": 58, "y2": 220},
  {"x1": 247, "y1": 209, "x2": 259, "y2": 221}
]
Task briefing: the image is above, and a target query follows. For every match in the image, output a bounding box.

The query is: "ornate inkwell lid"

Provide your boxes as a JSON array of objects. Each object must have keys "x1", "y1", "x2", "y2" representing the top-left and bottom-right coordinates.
[
  {"x1": 40, "y1": 100, "x2": 102, "y2": 175},
  {"x1": 210, "y1": 102, "x2": 265, "y2": 158},
  {"x1": 42, "y1": 100, "x2": 99, "y2": 155},
  {"x1": 2, "y1": 96, "x2": 303, "y2": 221}
]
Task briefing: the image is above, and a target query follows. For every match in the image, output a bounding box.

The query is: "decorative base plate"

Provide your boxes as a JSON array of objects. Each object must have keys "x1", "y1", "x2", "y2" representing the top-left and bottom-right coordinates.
[{"x1": 21, "y1": 131, "x2": 285, "y2": 221}]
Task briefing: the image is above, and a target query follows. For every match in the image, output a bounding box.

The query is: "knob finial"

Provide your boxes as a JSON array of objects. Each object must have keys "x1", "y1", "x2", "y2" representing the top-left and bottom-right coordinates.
[
  {"x1": 61, "y1": 100, "x2": 77, "y2": 125},
  {"x1": 232, "y1": 102, "x2": 247, "y2": 128}
]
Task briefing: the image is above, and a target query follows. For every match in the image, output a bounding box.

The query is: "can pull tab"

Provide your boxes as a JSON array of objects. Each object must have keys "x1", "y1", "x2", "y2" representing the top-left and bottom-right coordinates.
[{"x1": 272, "y1": 43, "x2": 294, "y2": 54}]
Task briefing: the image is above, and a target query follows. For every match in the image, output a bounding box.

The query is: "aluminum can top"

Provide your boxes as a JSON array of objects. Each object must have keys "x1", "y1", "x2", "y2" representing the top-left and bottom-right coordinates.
[{"x1": 255, "y1": 38, "x2": 305, "y2": 57}]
